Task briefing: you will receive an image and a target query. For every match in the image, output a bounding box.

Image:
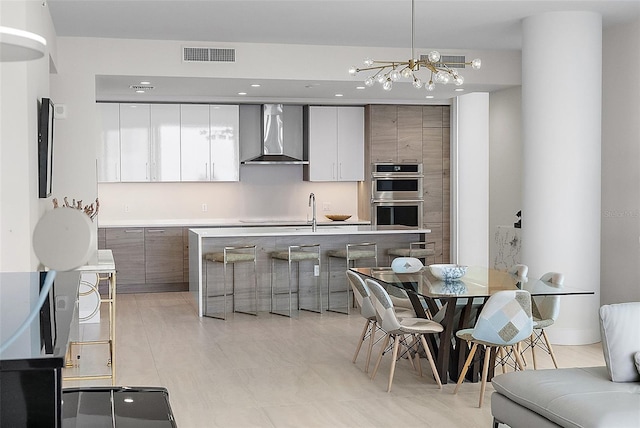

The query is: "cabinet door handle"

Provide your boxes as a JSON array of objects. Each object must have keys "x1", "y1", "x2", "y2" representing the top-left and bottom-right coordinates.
[
  {"x1": 124, "y1": 229, "x2": 143, "y2": 233},
  {"x1": 146, "y1": 162, "x2": 149, "y2": 180},
  {"x1": 211, "y1": 162, "x2": 214, "y2": 180},
  {"x1": 147, "y1": 229, "x2": 165, "y2": 233},
  {"x1": 402, "y1": 159, "x2": 419, "y2": 163},
  {"x1": 332, "y1": 162, "x2": 336, "y2": 180},
  {"x1": 205, "y1": 163, "x2": 208, "y2": 180}
]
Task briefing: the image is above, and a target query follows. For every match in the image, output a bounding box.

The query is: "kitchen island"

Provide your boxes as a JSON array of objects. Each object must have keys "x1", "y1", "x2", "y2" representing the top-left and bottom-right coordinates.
[{"x1": 189, "y1": 226, "x2": 430, "y2": 316}]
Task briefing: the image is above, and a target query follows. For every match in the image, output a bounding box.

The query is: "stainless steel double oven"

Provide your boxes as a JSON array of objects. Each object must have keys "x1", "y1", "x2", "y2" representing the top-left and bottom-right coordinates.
[{"x1": 371, "y1": 163, "x2": 424, "y2": 228}]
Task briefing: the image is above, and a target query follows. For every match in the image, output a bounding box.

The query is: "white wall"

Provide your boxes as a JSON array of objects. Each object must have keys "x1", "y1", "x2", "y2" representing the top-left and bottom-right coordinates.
[
  {"x1": 0, "y1": 1, "x2": 57, "y2": 271},
  {"x1": 452, "y1": 92, "x2": 490, "y2": 266},
  {"x1": 488, "y1": 87, "x2": 522, "y2": 266},
  {"x1": 601, "y1": 17, "x2": 640, "y2": 305}
]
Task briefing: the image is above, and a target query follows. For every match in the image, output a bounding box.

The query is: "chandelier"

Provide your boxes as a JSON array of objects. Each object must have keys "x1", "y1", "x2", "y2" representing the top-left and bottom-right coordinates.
[{"x1": 348, "y1": 0, "x2": 481, "y2": 92}]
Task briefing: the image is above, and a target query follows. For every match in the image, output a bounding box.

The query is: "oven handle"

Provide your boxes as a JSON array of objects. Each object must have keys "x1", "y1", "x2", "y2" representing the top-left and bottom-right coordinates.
[
  {"x1": 371, "y1": 174, "x2": 424, "y2": 179},
  {"x1": 371, "y1": 199, "x2": 424, "y2": 203}
]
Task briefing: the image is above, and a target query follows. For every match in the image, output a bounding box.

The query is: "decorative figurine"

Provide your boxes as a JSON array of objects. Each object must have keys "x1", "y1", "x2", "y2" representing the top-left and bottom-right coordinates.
[{"x1": 514, "y1": 210, "x2": 521, "y2": 228}]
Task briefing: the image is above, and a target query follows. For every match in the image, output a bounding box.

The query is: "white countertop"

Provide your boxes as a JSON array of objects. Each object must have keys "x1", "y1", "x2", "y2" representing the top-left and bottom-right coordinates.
[
  {"x1": 191, "y1": 225, "x2": 430, "y2": 237},
  {"x1": 98, "y1": 218, "x2": 370, "y2": 228}
]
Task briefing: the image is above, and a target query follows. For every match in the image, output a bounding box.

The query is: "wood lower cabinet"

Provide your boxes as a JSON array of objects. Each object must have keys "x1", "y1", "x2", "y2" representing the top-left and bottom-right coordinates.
[
  {"x1": 100, "y1": 227, "x2": 187, "y2": 293},
  {"x1": 145, "y1": 228, "x2": 184, "y2": 284}
]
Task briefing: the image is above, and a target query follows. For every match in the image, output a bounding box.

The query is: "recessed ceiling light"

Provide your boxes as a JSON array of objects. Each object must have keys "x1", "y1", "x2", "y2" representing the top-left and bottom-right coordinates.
[
  {"x1": 123, "y1": 398, "x2": 134, "y2": 403},
  {"x1": 356, "y1": 86, "x2": 365, "y2": 90},
  {"x1": 335, "y1": 94, "x2": 343, "y2": 97},
  {"x1": 238, "y1": 92, "x2": 247, "y2": 95},
  {"x1": 425, "y1": 95, "x2": 434, "y2": 99},
  {"x1": 250, "y1": 84, "x2": 261, "y2": 88},
  {"x1": 140, "y1": 81, "x2": 151, "y2": 85},
  {"x1": 135, "y1": 90, "x2": 144, "y2": 93},
  {"x1": 455, "y1": 88, "x2": 465, "y2": 92}
]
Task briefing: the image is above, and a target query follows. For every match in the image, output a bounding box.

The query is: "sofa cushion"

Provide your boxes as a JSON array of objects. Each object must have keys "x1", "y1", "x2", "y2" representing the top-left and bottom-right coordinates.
[
  {"x1": 599, "y1": 302, "x2": 640, "y2": 382},
  {"x1": 491, "y1": 367, "x2": 640, "y2": 428}
]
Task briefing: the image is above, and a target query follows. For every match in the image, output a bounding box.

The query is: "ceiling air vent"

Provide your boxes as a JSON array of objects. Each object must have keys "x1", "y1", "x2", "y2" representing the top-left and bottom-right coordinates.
[
  {"x1": 183, "y1": 47, "x2": 236, "y2": 63},
  {"x1": 420, "y1": 54, "x2": 467, "y2": 69}
]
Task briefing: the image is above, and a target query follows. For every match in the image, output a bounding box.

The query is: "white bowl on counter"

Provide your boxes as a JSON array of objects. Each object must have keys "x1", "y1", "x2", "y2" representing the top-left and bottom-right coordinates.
[{"x1": 429, "y1": 264, "x2": 468, "y2": 281}]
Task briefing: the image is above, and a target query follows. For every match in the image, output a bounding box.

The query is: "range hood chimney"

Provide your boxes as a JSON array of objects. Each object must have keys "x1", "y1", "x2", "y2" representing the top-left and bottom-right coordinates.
[{"x1": 242, "y1": 104, "x2": 308, "y2": 165}]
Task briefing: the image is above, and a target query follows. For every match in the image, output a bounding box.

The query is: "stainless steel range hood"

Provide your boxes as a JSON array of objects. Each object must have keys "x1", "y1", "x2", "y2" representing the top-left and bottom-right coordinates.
[{"x1": 242, "y1": 104, "x2": 308, "y2": 165}]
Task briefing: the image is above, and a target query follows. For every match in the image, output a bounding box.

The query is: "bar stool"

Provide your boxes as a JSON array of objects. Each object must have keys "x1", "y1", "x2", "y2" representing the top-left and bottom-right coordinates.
[
  {"x1": 326, "y1": 242, "x2": 377, "y2": 314},
  {"x1": 270, "y1": 244, "x2": 322, "y2": 317},
  {"x1": 203, "y1": 245, "x2": 258, "y2": 320},
  {"x1": 387, "y1": 241, "x2": 435, "y2": 265}
]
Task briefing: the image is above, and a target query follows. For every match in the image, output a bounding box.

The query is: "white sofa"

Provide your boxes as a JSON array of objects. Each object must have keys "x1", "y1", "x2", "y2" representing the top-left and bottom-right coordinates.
[{"x1": 490, "y1": 302, "x2": 640, "y2": 428}]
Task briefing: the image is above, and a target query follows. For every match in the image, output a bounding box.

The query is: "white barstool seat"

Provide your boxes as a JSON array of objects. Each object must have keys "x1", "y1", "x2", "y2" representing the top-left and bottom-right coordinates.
[
  {"x1": 270, "y1": 244, "x2": 322, "y2": 317},
  {"x1": 326, "y1": 242, "x2": 377, "y2": 314},
  {"x1": 387, "y1": 242, "x2": 435, "y2": 264},
  {"x1": 204, "y1": 245, "x2": 258, "y2": 320}
]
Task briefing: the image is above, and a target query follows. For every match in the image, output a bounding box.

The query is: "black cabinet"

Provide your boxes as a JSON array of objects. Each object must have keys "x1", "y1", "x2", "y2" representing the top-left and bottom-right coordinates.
[{"x1": 0, "y1": 271, "x2": 80, "y2": 427}]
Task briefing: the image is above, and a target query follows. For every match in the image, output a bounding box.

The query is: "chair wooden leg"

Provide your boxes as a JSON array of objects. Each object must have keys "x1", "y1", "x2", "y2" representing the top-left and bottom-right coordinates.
[
  {"x1": 479, "y1": 345, "x2": 492, "y2": 408},
  {"x1": 530, "y1": 333, "x2": 538, "y2": 370},
  {"x1": 454, "y1": 342, "x2": 478, "y2": 395},
  {"x1": 388, "y1": 335, "x2": 401, "y2": 392},
  {"x1": 365, "y1": 322, "x2": 376, "y2": 374},
  {"x1": 420, "y1": 335, "x2": 442, "y2": 388},
  {"x1": 513, "y1": 345, "x2": 526, "y2": 371},
  {"x1": 371, "y1": 334, "x2": 390, "y2": 381},
  {"x1": 542, "y1": 330, "x2": 559, "y2": 368},
  {"x1": 353, "y1": 319, "x2": 370, "y2": 363}
]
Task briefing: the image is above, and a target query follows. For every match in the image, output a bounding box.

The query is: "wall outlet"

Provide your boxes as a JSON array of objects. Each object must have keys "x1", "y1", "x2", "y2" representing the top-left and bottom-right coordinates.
[
  {"x1": 202, "y1": 203, "x2": 208, "y2": 212},
  {"x1": 323, "y1": 202, "x2": 331, "y2": 212},
  {"x1": 314, "y1": 265, "x2": 320, "y2": 276},
  {"x1": 124, "y1": 204, "x2": 129, "y2": 213}
]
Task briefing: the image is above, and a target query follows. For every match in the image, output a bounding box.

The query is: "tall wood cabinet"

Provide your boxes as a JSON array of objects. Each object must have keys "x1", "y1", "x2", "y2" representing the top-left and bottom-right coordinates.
[{"x1": 362, "y1": 104, "x2": 450, "y2": 263}]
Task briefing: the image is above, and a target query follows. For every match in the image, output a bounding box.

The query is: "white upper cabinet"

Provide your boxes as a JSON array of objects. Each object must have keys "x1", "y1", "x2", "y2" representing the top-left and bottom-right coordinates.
[
  {"x1": 180, "y1": 104, "x2": 239, "y2": 182},
  {"x1": 150, "y1": 104, "x2": 181, "y2": 181},
  {"x1": 209, "y1": 105, "x2": 239, "y2": 181},
  {"x1": 305, "y1": 106, "x2": 364, "y2": 181},
  {"x1": 120, "y1": 104, "x2": 151, "y2": 182},
  {"x1": 97, "y1": 103, "x2": 120, "y2": 182},
  {"x1": 180, "y1": 104, "x2": 210, "y2": 181}
]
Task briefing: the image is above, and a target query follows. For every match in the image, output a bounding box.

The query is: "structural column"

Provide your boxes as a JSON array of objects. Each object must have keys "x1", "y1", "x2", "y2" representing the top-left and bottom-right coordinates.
[{"x1": 521, "y1": 12, "x2": 602, "y2": 344}]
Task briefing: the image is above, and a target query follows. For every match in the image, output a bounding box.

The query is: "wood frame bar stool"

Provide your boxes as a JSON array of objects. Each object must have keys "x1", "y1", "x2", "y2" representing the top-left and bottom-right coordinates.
[
  {"x1": 203, "y1": 245, "x2": 258, "y2": 320},
  {"x1": 326, "y1": 242, "x2": 377, "y2": 314},
  {"x1": 270, "y1": 244, "x2": 322, "y2": 317},
  {"x1": 387, "y1": 241, "x2": 435, "y2": 265}
]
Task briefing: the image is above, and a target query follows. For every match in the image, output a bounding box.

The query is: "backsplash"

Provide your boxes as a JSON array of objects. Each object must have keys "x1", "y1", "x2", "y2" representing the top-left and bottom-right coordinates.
[{"x1": 97, "y1": 164, "x2": 359, "y2": 224}]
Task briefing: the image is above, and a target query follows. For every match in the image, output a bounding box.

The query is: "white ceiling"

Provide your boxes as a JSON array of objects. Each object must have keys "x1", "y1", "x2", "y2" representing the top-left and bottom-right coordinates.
[{"x1": 47, "y1": 0, "x2": 640, "y2": 103}]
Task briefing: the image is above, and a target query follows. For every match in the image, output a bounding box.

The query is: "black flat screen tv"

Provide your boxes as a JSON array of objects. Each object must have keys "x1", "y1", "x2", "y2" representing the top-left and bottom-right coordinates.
[{"x1": 38, "y1": 97, "x2": 54, "y2": 198}]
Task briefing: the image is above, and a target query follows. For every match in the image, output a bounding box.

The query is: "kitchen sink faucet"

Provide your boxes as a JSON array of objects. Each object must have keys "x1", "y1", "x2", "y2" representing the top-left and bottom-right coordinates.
[{"x1": 309, "y1": 193, "x2": 317, "y2": 232}]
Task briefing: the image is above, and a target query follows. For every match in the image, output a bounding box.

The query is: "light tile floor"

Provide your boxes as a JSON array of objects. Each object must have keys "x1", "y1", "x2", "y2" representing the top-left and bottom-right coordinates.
[{"x1": 63, "y1": 292, "x2": 605, "y2": 428}]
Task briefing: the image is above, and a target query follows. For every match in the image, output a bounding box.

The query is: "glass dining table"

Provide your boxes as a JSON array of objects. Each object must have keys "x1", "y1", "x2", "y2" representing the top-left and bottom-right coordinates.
[{"x1": 350, "y1": 266, "x2": 594, "y2": 383}]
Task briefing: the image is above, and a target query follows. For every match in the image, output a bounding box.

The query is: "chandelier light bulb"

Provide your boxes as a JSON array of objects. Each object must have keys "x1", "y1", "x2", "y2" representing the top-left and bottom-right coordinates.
[
  {"x1": 412, "y1": 78, "x2": 423, "y2": 88},
  {"x1": 382, "y1": 79, "x2": 393, "y2": 91},
  {"x1": 376, "y1": 74, "x2": 386, "y2": 84},
  {"x1": 348, "y1": 66, "x2": 358, "y2": 76},
  {"x1": 454, "y1": 75, "x2": 464, "y2": 86},
  {"x1": 389, "y1": 69, "x2": 401, "y2": 82},
  {"x1": 471, "y1": 58, "x2": 482, "y2": 69},
  {"x1": 364, "y1": 76, "x2": 375, "y2": 87},
  {"x1": 364, "y1": 58, "x2": 374, "y2": 67},
  {"x1": 427, "y1": 82, "x2": 436, "y2": 91},
  {"x1": 427, "y1": 50, "x2": 441, "y2": 63},
  {"x1": 401, "y1": 68, "x2": 413, "y2": 79}
]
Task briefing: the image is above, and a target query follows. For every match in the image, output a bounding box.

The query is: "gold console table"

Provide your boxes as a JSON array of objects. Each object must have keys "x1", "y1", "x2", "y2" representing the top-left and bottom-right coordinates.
[{"x1": 64, "y1": 249, "x2": 116, "y2": 385}]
